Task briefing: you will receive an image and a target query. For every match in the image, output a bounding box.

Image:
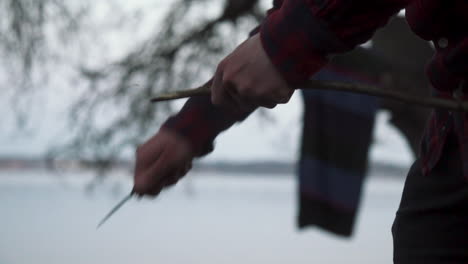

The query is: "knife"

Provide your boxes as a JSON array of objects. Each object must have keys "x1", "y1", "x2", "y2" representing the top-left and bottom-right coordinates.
[{"x1": 97, "y1": 191, "x2": 134, "y2": 229}]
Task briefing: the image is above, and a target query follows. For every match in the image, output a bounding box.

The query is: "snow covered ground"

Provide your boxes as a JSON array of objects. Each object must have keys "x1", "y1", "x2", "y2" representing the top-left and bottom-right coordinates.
[{"x1": 0, "y1": 169, "x2": 405, "y2": 264}]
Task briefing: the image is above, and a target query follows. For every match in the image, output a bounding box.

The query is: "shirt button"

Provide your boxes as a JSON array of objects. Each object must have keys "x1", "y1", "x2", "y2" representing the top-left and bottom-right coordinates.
[{"x1": 438, "y1": 38, "x2": 449, "y2": 48}]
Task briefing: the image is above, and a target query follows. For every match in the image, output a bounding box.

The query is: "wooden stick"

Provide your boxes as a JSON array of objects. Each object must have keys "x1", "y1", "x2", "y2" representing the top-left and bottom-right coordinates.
[
  {"x1": 150, "y1": 80, "x2": 468, "y2": 112},
  {"x1": 151, "y1": 84, "x2": 211, "y2": 102}
]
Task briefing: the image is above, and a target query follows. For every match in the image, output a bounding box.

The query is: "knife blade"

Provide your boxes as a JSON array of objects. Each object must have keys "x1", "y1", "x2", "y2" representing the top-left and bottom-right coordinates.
[{"x1": 97, "y1": 191, "x2": 133, "y2": 229}]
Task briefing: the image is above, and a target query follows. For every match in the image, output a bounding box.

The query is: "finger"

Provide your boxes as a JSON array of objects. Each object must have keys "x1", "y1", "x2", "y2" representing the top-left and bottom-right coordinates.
[
  {"x1": 258, "y1": 100, "x2": 277, "y2": 109},
  {"x1": 211, "y1": 67, "x2": 229, "y2": 106},
  {"x1": 249, "y1": 90, "x2": 290, "y2": 109},
  {"x1": 133, "y1": 149, "x2": 164, "y2": 194},
  {"x1": 140, "y1": 145, "x2": 189, "y2": 196},
  {"x1": 273, "y1": 88, "x2": 294, "y2": 104},
  {"x1": 224, "y1": 82, "x2": 256, "y2": 112},
  {"x1": 211, "y1": 67, "x2": 239, "y2": 110},
  {"x1": 163, "y1": 160, "x2": 192, "y2": 188},
  {"x1": 139, "y1": 167, "x2": 171, "y2": 197},
  {"x1": 134, "y1": 136, "x2": 164, "y2": 175},
  {"x1": 133, "y1": 146, "x2": 146, "y2": 176},
  {"x1": 145, "y1": 166, "x2": 180, "y2": 196},
  {"x1": 147, "y1": 187, "x2": 163, "y2": 197},
  {"x1": 242, "y1": 94, "x2": 276, "y2": 109},
  {"x1": 162, "y1": 173, "x2": 180, "y2": 188},
  {"x1": 151, "y1": 167, "x2": 182, "y2": 194},
  {"x1": 134, "y1": 146, "x2": 174, "y2": 195}
]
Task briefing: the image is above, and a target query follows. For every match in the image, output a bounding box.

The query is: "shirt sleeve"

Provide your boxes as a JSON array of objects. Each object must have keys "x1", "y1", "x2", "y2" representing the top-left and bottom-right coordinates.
[
  {"x1": 260, "y1": 0, "x2": 412, "y2": 85},
  {"x1": 162, "y1": 96, "x2": 254, "y2": 157}
]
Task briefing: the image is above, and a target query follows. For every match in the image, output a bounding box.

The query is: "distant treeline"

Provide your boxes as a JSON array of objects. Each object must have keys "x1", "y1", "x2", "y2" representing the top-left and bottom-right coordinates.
[{"x1": 0, "y1": 157, "x2": 408, "y2": 178}]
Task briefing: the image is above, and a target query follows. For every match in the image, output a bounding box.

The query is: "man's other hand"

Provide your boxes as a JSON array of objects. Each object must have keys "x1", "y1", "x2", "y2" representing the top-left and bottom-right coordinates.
[
  {"x1": 211, "y1": 34, "x2": 294, "y2": 111},
  {"x1": 133, "y1": 128, "x2": 193, "y2": 197}
]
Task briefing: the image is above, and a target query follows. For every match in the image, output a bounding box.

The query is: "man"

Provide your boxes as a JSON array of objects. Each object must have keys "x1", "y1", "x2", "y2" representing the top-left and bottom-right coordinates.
[{"x1": 133, "y1": 1, "x2": 468, "y2": 262}]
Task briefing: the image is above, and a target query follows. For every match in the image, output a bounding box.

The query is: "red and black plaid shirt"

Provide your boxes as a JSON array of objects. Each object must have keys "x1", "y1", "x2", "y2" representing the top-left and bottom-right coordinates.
[{"x1": 164, "y1": 0, "x2": 468, "y2": 179}]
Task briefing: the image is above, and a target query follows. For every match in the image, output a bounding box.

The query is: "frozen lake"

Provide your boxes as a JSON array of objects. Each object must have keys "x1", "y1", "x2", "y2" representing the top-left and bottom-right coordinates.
[{"x1": 0, "y1": 169, "x2": 406, "y2": 264}]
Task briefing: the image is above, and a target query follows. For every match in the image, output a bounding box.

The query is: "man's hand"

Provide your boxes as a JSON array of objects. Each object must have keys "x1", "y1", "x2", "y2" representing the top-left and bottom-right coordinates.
[
  {"x1": 133, "y1": 128, "x2": 193, "y2": 197},
  {"x1": 211, "y1": 34, "x2": 294, "y2": 111}
]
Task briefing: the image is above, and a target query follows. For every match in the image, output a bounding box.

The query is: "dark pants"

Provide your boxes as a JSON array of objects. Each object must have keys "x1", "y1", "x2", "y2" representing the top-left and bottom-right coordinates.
[{"x1": 392, "y1": 133, "x2": 468, "y2": 263}]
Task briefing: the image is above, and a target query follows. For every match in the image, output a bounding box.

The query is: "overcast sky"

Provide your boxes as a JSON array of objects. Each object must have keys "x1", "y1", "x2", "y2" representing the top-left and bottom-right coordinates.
[{"x1": 0, "y1": 0, "x2": 414, "y2": 167}]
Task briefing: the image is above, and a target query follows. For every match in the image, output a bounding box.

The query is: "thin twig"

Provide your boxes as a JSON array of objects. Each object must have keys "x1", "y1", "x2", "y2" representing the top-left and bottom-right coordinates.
[
  {"x1": 150, "y1": 80, "x2": 468, "y2": 112},
  {"x1": 151, "y1": 84, "x2": 211, "y2": 102}
]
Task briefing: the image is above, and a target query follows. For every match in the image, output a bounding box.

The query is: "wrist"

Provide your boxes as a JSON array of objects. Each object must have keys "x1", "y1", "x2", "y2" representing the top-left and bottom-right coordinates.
[{"x1": 162, "y1": 116, "x2": 215, "y2": 157}]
